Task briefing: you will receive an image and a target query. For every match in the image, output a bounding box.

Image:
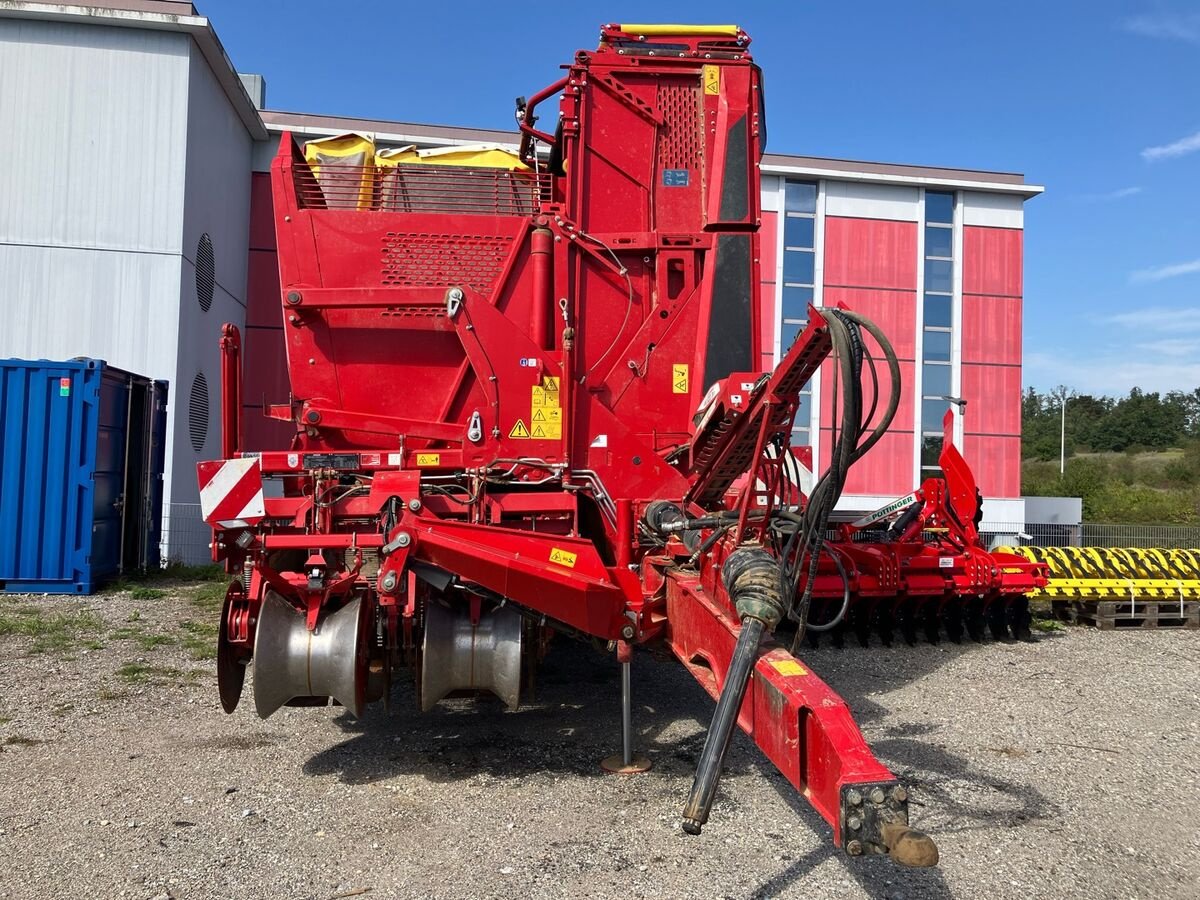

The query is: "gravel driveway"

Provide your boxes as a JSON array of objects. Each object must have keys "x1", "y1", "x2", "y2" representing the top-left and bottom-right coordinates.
[{"x1": 0, "y1": 583, "x2": 1197, "y2": 900}]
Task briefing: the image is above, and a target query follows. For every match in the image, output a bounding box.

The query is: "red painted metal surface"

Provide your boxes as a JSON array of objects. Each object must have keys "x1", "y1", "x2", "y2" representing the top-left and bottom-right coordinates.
[
  {"x1": 824, "y1": 288, "x2": 918, "y2": 361},
  {"x1": 962, "y1": 294, "x2": 1022, "y2": 366},
  {"x1": 962, "y1": 435, "x2": 1021, "y2": 498},
  {"x1": 961, "y1": 364, "x2": 1022, "y2": 437},
  {"x1": 824, "y1": 217, "x2": 918, "y2": 291},
  {"x1": 197, "y1": 24, "x2": 1044, "y2": 861},
  {"x1": 963, "y1": 226, "x2": 1022, "y2": 297},
  {"x1": 819, "y1": 359, "x2": 916, "y2": 432}
]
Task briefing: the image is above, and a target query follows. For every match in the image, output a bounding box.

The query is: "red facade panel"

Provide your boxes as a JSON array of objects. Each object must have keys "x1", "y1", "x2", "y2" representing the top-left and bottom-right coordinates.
[
  {"x1": 962, "y1": 294, "x2": 1021, "y2": 366},
  {"x1": 963, "y1": 226, "x2": 1022, "y2": 297},
  {"x1": 818, "y1": 359, "x2": 915, "y2": 433},
  {"x1": 817, "y1": 428, "x2": 914, "y2": 497},
  {"x1": 962, "y1": 435, "x2": 1020, "y2": 498},
  {"x1": 824, "y1": 287, "x2": 918, "y2": 361},
  {"x1": 823, "y1": 217, "x2": 917, "y2": 291},
  {"x1": 760, "y1": 210, "x2": 778, "y2": 282},
  {"x1": 961, "y1": 364, "x2": 1021, "y2": 436},
  {"x1": 248, "y1": 172, "x2": 277, "y2": 252},
  {"x1": 246, "y1": 249, "x2": 282, "y2": 328}
]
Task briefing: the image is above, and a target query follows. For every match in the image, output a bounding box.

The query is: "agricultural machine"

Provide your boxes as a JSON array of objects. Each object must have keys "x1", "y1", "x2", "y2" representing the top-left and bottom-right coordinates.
[{"x1": 198, "y1": 24, "x2": 1046, "y2": 865}]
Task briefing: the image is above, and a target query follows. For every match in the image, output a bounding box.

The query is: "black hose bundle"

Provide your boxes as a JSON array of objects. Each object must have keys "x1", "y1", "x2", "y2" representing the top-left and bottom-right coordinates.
[{"x1": 774, "y1": 310, "x2": 901, "y2": 649}]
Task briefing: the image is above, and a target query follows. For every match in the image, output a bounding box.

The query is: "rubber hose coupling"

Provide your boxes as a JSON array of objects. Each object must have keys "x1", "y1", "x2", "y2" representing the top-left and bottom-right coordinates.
[{"x1": 722, "y1": 548, "x2": 786, "y2": 631}]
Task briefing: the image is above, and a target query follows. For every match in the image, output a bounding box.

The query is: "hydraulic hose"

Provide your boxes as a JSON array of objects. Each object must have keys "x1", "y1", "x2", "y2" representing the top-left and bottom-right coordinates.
[{"x1": 682, "y1": 549, "x2": 784, "y2": 835}]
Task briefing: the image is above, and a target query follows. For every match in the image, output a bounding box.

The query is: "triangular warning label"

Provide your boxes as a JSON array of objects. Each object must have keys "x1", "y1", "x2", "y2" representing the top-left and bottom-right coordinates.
[
  {"x1": 531, "y1": 424, "x2": 547, "y2": 438},
  {"x1": 532, "y1": 408, "x2": 547, "y2": 422},
  {"x1": 509, "y1": 419, "x2": 530, "y2": 439}
]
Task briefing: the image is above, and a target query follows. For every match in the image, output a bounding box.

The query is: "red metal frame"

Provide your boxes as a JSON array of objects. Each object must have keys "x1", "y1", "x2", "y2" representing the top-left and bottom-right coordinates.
[{"x1": 197, "y1": 23, "x2": 1044, "y2": 861}]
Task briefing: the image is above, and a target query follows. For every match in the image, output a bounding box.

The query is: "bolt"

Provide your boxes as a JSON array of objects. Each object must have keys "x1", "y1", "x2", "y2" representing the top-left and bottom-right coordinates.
[
  {"x1": 408, "y1": 498, "x2": 421, "y2": 512},
  {"x1": 846, "y1": 789, "x2": 862, "y2": 807},
  {"x1": 380, "y1": 571, "x2": 398, "y2": 592},
  {"x1": 869, "y1": 788, "x2": 886, "y2": 805},
  {"x1": 448, "y1": 288, "x2": 464, "y2": 301},
  {"x1": 286, "y1": 291, "x2": 302, "y2": 305},
  {"x1": 395, "y1": 532, "x2": 411, "y2": 548},
  {"x1": 846, "y1": 840, "x2": 863, "y2": 857},
  {"x1": 620, "y1": 624, "x2": 635, "y2": 640},
  {"x1": 847, "y1": 816, "x2": 862, "y2": 831},
  {"x1": 305, "y1": 410, "x2": 320, "y2": 424},
  {"x1": 892, "y1": 785, "x2": 908, "y2": 803}
]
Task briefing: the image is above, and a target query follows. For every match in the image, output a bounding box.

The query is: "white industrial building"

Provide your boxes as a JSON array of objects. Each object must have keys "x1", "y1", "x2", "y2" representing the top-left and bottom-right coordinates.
[{"x1": 0, "y1": 2, "x2": 1040, "y2": 561}]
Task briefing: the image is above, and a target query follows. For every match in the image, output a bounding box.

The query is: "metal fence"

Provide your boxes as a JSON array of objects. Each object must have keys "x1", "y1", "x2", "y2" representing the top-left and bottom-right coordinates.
[
  {"x1": 161, "y1": 502, "x2": 212, "y2": 565},
  {"x1": 981, "y1": 521, "x2": 1200, "y2": 550}
]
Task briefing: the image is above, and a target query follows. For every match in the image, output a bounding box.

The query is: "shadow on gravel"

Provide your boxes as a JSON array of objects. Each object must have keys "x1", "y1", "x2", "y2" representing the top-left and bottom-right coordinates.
[{"x1": 300, "y1": 631, "x2": 1061, "y2": 899}]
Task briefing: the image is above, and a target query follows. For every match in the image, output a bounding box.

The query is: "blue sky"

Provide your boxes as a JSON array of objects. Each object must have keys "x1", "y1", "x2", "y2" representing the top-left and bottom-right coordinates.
[{"x1": 199, "y1": 1, "x2": 1200, "y2": 397}]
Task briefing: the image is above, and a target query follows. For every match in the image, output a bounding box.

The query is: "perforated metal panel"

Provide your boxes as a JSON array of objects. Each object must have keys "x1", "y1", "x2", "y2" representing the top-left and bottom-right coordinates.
[
  {"x1": 380, "y1": 232, "x2": 514, "y2": 294},
  {"x1": 188, "y1": 371, "x2": 209, "y2": 452},
  {"x1": 657, "y1": 82, "x2": 702, "y2": 170}
]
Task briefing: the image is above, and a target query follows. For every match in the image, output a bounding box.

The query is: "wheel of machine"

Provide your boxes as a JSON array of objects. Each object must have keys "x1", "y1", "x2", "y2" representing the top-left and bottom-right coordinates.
[
  {"x1": 217, "y1": 580, "x2": 248, "y2": 714},
  {"x1": 252, "y1": 589, "x2": 370, "y2": 719}
]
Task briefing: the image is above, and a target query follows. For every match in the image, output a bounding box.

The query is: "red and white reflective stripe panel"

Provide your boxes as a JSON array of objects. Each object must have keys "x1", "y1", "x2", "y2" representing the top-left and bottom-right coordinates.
[{"x1": 197, "y1": 458, "x2": 265, "y2": 528}]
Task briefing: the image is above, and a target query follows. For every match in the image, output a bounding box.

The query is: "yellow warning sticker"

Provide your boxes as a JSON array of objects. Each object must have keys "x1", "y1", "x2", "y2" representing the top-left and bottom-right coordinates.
[
  {"x1": 415, "y1": 453, "x2": 441, "y2": 467},
  {"x1": 672, "y1": 363, "x2": 690, "y2": 394},
  {"x1": 541, "y1": 376, "x2": 560, "y2": 392},
  {"x1": 703, "y1": 64, "x2": 720, "y2": 96},
  {"x1": 509, "y1": 419, "x2": 530, "y2": 439},
  {"x1": 531, "y1": 386, "x2": 546, "y2": 407},
  {"x1": 770, "y1": 659, "x2": 808, "y2": 677},
  {"x1": 549, "y1": 547, "x2": 578, "y2": 568}
]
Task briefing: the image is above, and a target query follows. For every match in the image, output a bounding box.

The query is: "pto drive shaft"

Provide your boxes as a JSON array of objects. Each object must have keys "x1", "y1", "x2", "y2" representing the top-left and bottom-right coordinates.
[{"x1": 682, "y1": 549, "x2": 782, "y2": 835}]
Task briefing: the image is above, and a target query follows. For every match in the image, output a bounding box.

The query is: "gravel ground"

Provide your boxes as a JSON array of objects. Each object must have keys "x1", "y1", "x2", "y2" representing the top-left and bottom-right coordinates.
[{"x1": 0, "y1": 584, "x2": 1197, "y2": 900}]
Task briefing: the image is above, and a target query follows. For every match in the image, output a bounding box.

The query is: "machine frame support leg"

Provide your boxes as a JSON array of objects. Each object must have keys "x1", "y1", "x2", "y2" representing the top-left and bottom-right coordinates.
[
  {"x1": 601, "y1": 642, "x2": 652, "y2": 774},
  {"x1": 664, "y1": 573, "x2": 938, "y2": 865}
]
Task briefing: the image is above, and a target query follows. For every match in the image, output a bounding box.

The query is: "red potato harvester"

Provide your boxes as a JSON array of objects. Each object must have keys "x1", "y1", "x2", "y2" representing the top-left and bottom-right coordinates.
[{"x1": 198, "y1": 23, "x2": 1046, "y2": 865}]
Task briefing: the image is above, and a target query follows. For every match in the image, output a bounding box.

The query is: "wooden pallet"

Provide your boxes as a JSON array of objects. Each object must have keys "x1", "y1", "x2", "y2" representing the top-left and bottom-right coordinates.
[{"x1": 1054, "y1": 599, "x2": 1200, "y2": 631}]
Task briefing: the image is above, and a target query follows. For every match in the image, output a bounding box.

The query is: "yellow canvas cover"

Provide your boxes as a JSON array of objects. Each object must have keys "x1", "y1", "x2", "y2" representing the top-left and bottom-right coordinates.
[
  {"x1": 303, "y1": 132, "x2": 376, "y2": 209},
  {"x1": 375, "y1": 143, "x2": 528, "y2": 170}
]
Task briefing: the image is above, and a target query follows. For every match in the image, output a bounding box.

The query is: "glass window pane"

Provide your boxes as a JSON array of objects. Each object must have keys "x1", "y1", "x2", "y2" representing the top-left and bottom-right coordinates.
[
  {"x1": 796, "y1": 392, "x2": 812, "y2": 426},
  {"x1": 925, "y1": 224, "x2": 952, "y2": 258},
  {"x1": 782, "y1": 285, "x2": 813, "y2": 321},
  {"x1": 924, "y1": 293, "x2": 952, "y2": 328},
  {"x1": 783, "y1": 249, "x2": 815, "y2": 285},
  {"x1": 921, "y1": 435, "x2": 942, "y2": 468},
  {"x1": 791, "y1": 427, "x2": 810, "y2": 449},
  {"x1": 924, "y1": 329, "x2": 951, "y2": 361},
  {"x1": 780, "y1": 319, "x2": 802, "y2": 351},
  {"x1": 784, "y1": 214, "x2": 815, "y2": 249},
  {"x1": 926, "y1": 191, "x2": 954, "y2": 224},
  {"x1": 923, "y1": 362, "x2": 951, "y2": 397},
  {"x1": 925, "y1": 258, "x2": 952, "y2": 293},
  {"x1": 923, "y1": 398, "x2": 951, "y2": 429},
  {"x1": 785, "y1": 181, "x2": 817, "y2": 214}
]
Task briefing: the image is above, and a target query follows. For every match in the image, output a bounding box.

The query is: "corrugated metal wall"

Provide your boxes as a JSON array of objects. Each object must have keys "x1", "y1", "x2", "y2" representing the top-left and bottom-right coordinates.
[
  {"x1": 821, "y1": 216, "x2": 919, "y2": 496},
  {"x1": 165, "y1": 42, "x2": 253, "y2": 561},
  {"x1": 961, "y1": 224, "x2": 1023, "y2": 498}
]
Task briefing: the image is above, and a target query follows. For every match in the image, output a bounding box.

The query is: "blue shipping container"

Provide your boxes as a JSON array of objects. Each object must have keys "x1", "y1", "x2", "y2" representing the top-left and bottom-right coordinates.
[{"x1": 0, "y1": 359, "x2": 168, "y2": 594}]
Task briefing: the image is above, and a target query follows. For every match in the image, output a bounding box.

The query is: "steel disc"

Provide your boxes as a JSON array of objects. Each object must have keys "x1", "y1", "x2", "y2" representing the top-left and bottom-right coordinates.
[{"x1": 217, "y1": 581, "x2": 246, "y2": 714}]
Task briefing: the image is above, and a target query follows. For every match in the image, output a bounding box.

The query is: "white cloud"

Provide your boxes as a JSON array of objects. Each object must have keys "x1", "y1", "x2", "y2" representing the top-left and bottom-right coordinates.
[
  {"x1": 1025, "y1": 351, "x2": 1200, "y2": 395},
  {"x1": 1134, "y1": 338, "x2": 1200, "y2": 357},
  {"x1": 1142, "y1": 130, "x2": 1200, "y2": 162},
  {"x1": 1122, "y1": 13, "x2": 1200, "y2": 43},
  {"x1": 1081, "y1": 186, "x2": 1142, "y2": 201},
  {"x1": 1129, "y1": 259, "x2": 1200, "y2": 283},
  {"x1": 1104, "y1": 306, "x2": 1200, "y2": 331}
]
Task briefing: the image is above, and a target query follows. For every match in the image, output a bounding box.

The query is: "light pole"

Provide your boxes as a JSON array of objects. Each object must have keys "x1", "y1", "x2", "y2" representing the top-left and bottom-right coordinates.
[{"x1": 1059, "y1": 394, "x2": 1068, "y2": 477}]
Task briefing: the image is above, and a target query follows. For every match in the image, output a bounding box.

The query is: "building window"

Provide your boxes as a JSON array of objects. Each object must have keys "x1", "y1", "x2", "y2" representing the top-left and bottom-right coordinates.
[
  {"x1": 920, "y1": 190, "x2": 955, "y2": 475},
  {"x1": 781, "y1": 180, "x2": 818, "y2": 448}
]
